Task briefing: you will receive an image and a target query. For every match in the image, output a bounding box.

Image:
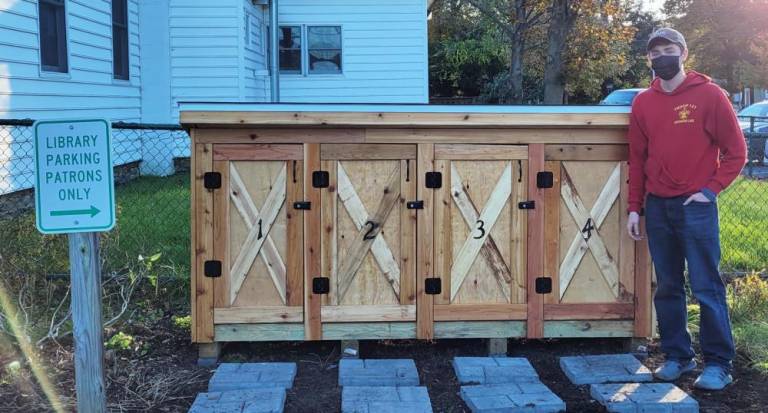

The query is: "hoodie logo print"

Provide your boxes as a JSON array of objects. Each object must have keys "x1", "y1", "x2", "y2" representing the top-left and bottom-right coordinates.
[{"x1": 674, "y1": 104, "x2": 697, "y2": 125}]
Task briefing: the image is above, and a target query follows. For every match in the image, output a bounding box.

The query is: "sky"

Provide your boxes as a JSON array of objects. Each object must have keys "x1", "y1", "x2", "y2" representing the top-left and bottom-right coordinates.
[{"x1": 636, "y1": 0, "x2": 665, "y2": 15}]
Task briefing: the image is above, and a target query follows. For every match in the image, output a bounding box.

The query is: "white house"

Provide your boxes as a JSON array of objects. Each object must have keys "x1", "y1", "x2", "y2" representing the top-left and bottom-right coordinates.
[
  {"x1": 0, "y1": 0, "x2": 429, "y2": 194},
  {"x1": 0, "y1": 0, "x2": 430, "y2": 123}
]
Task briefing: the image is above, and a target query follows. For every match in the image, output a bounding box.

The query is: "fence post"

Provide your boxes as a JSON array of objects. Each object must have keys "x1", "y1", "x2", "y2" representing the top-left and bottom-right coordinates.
[{"x1": 69, "y1": 232, "x2": 106, "y2": 412}]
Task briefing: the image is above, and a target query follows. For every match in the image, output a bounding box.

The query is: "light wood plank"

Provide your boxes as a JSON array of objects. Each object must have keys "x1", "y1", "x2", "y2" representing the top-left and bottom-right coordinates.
[
  {"x1": 321, "y1": 144, "x2": 416, "y2": 160},
  {"x1": 418, "y1": 143, "x2": 435, "y2": 339},
  {"x1": 511, "y1": 160, "x2": 528, "y2": 305},
  {"x1": 434, "y1": 321, "x2": 526, "y2": 339},
  {"x1": 434, "y1": 304, "x2": 527, "y2": 321},
  {"x1": 321, "y1": 160, "x2": 338, "y2": 306},
  {"x1": 450, "y1": 163, "x2": 512, "y2": 300},
  {"x1": 559, "y1": 163, "x2": 621, "y2": 299},
  {"x1": 543, "y1": 303, "x2": 634, "y2": 320},
  {"x1": 196, "y1": 128, "x2": 365, "y2": 144},
  {"x1": 322, "y1": 323, "x2": 417, "y2": 340},
  {"x1": 182, "y1": 111, "x2": 629, "y2": 128},
  {"x1": 618, "y1": 161, "x2": 635, "y2": 302},
  {"x1": 433, "y1": 160, "x2": 451, "y2": 305},
  {"x1": 213, "y1": 160, "x2": 230, "y2": 309},
  {"x1": 335, "y1": 163, "x2": 403, "y2": 301},
  {"x1": 229, "y1": 164, "x2": 288, "y2": 304},
  {"x1": 526, "y1": 144, "x2": 545, "y2": 339},
  {"x1": 435, "y1": 144, "x2": 528, "y2": 160},
  {"x1": 193, "y1": 141, "x2": 215, "y2": 342},
  {"x1": 401, "y1": 159, "x2": 417, "y2": 305},
  {"x1": 321, "y1": 305, "x2": 416, "y2": 322},
  {"x1": 365, "y1": 128, "x2": 628, "y2": 144},
  {"x1": 634, "y1": 216, "x2": 653, "y2": 337},
  {"x1": 450, "y1": 163, "x2": 513, "y2": 301},
  {"x1": 544, "y1": 320, "x2": 633, "y2": 338},
  {"x1": 543, "y1": 161, "x2": 561, "y2": 304},
  {"x1": 215, "y1": 324, "x2": 305, "y2": 342},
  {"x1": 304, "y1": 144, "x2": 323, "y2": 340},
  {"x1": 286, "y1": 160, "x2": 304, "y2": 307},
  {"x1": 545, "y1": 144, "x2": 628, "y2": 160},
  {"x1": 214, "y1": 307, "x2": 304, "y2": 324},
  {"x1": 213, "y1": 144, "x2": 303, "y2": 160}
]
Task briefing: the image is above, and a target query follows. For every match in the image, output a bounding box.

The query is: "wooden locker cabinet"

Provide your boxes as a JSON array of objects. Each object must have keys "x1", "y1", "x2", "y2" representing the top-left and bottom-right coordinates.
[{"x1": 184, "y1": 104, "x2": 652, "y2": 344}]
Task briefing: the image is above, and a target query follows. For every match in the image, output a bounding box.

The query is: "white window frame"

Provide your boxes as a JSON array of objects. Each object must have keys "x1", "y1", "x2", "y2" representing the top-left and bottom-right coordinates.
[{"x1": 278, "y1": 24, "x2": 343, "y2": 77}]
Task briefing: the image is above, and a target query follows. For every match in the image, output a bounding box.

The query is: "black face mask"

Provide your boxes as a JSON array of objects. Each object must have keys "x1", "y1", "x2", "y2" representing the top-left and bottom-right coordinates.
[{"x1": 651, "y1": 55, "x2": 682, "y2": 80}]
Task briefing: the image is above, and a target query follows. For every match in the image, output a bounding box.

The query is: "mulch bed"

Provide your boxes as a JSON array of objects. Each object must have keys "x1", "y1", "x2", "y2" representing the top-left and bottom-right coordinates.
[{"x1": 2, "y1": 318, "x2": 767, "y2": 412}]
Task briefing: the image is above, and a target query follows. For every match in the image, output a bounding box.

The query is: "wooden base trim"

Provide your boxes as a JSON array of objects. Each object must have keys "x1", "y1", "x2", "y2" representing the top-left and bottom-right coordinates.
[
  {"x1": 213, "y1": 307, "x2": 303, "y2": 324},
  {"x1": 434, "y1": 304, "x2": 527, "y2": 321},
  {"x1": 434, "y1": 321, "x2": 526, "y2": 338},
  {"x1": 543, "y1": 303, "x2": 634, "y2": 320},
  {"x1": 543, "y1": 320, "x2": 634, "y2": 338},
  {"x1": 321, "y1": 305, "x2": 416, "y2": 322}
]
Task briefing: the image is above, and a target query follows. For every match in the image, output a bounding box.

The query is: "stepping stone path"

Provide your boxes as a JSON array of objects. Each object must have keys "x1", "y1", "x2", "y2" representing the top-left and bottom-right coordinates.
[
  {"x1": 453, "y1": 357, "x2": 565, "y2": 413},
  {"x1": 559, "y1": 354, "x2": 653, "y2": 385},
  {"x1": 591, "y1": 383, "x2": 699, "y2": 413},
  {"x1": 189, "y1": 363, "x2": 297, "y2": 413},
  {"x1": 560, "y1": 354, "x2": 698, "y2": 412},
  {"x1": 339, "y1": 359, "x2": 432, "y2": 413}
]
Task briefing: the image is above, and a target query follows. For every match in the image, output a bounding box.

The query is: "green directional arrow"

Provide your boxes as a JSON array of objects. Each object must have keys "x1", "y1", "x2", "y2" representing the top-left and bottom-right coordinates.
[{"x1": 50, "y1": 205, "x2": 101, "y2": 218}]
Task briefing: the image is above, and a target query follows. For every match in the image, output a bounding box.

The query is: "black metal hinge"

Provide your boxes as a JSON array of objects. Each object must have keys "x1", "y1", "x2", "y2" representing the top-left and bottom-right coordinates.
[
  {"x1": 518, "y1": 200, "x2": 535, "y2": 210},
  {"x1": 425, "y1": 172, "x2": 442, "y2": 189},
  {"x1": 312, "y1": 277, "x2": 330, "y2": 294},
  {"x1": 293, "y1": 201, "x2": 311, "y2": 210},
  {"x1": 204, "y1": 260, "x2": 222, "y2": 278},
  {"x1": 203, "y1": 172, "x2": 221, "y2": 189},
  {"x1": 535, "y1": 277, "x2": 552, "y2": 294},
  {"x1": 425, "y1": 278, "x2": 442, "y2": 295},
  {"x1": 406, "y1": 200, "x2": 424, "y2": 209},
  {"x1": 312, "y1": 171, "x2": 330, "y2": 188},
  {"x1": 537, "y1": 171, "x2": 554, "y2": 189}
]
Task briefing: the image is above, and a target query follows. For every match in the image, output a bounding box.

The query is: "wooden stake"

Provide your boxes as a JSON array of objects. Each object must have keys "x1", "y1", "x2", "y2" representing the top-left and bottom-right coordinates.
[{"x1": 69, "y1": 232, "x2": 106, "y2": 412}]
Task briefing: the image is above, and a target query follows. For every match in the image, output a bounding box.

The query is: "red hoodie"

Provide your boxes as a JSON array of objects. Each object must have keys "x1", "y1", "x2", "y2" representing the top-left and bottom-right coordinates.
[{"x1": 627, "y1": 71, "x2": 747, "y2": 214}]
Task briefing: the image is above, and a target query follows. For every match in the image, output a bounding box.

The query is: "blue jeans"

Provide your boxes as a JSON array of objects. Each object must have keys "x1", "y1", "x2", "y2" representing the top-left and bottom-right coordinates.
[{"x1": 644, "y1": 193, "x2": 735, "y2": 371}]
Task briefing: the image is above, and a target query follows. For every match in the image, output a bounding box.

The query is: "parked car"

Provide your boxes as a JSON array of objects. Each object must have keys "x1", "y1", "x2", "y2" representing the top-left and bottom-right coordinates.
[
  {"x1": 738, "y1": 101, "x2": 768, "y2": 133},
  {"x1": 599, "y1": 88, "x2": 645, "y2": 105}
]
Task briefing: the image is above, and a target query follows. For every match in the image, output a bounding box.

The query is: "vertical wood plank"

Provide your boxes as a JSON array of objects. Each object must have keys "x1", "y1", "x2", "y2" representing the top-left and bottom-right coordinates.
[
  {"x1": 619, "y1": 161, "x2": 635, "y2": 302},
  {"x1": 512, "y1": 159, "x2": 529, "y2": 304},
  {"x1": 543, "y1": 160, "x2": 561, "y2": 304},
  {"x1": 304, "y1": 144, "x2": 322, "y2": 339},
  {"x1": 418, "y1": 143, "x2": 435, "y2": 339},
  {"x1": 433, "y1": 159, "x2": 451, "y2": 305},
  {"x1": 526, "y1": 144, "x2": 545, "y2": 338},
  {"x1": 634, "y1": 216, "x2": 652, "y2": 337},
  {"x1": 193, "y1": 141, "x2": 215, "y2": 342},
  {"x1": 69, "y1": 232, "x2": 106, "y2": 412},
  {"x1": 213, "y1": 159, "x2": 230, "y2": 310},
  {"x1": 321, "y1": 160, "x2": 337, "y2": 306},
  {"x1": 190, "y1": 136, "x2": 198, "y2": 343},
  {"x1": 287, "y1": 160, "x2": 305, "y2": 307},
  {"x1": 401, "y1": 159, "x2": 417, "y2": 305}
]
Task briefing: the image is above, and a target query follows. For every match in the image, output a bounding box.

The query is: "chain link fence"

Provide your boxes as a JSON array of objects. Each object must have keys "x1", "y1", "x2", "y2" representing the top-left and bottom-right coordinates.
[{"x1": 0, "y1": 118, "x2": 766, "y2": 288}]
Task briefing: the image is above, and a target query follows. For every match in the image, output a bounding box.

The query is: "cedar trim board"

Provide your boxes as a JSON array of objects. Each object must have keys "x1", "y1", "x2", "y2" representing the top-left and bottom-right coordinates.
[{"x1": 179, "y1": 103, "x2": 630, "y2": 128}]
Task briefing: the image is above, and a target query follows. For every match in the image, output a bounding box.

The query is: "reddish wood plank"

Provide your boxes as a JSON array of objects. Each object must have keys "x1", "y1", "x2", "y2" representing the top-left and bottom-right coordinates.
[
  {"x1": 543, "y1": 160, "x2": 561, "y2": 304},
  {"x1": 304, "y1": 144, "x2": 323, "y2": 340},
  {"x1": 526, "y1": 144, "x2": 545, "y2": 338},
  {"x1": 634, "y1": 216, "x2": 653, "y2": 337},
  {"x1": 193, "y1": 140, "x2": 215, "y2": 342},
  {"x1": 418, "y1": 143, "x2": 435, "y2": 339}
]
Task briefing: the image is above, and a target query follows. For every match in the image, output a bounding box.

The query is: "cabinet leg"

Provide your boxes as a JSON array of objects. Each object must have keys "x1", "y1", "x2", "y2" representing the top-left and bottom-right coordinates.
[
  {"x1": 198, "y1": 342, "x2": 221, "y2": 367},
  {"x1": 487, "y1": 338, "x2": 508, "y2": 356}
]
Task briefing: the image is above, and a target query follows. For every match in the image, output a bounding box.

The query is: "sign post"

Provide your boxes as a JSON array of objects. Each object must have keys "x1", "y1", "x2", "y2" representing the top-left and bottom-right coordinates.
[{"x1": 34, "y1": 119, "x2": 115, "y2": 413}]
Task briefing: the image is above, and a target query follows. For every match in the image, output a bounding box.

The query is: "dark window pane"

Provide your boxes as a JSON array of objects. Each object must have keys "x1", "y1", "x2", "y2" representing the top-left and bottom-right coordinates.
[
  {"x1": 279, "y1": 26, "x2": 301, "y2": 73},
  {"x1": 279, "y1": 50, "x2": 301, "y2": 72},
  {"x1": 308, "y1": 26, "x2": 341, "y2": 74},
  {"x1": 112, "y1": 0, "x2": 129, "y2": 79},
  {"x1": 39, "y1": 0, "x2": 67, "y2": 72},
  {"x1": 112, "y1": 0, "x2": 127, "y2": 24}
]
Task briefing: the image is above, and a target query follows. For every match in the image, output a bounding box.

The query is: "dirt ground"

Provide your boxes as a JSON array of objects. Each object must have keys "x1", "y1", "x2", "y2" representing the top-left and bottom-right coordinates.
[{"x1": 1, "y1": 316, "x2": 766, "y2": 412}]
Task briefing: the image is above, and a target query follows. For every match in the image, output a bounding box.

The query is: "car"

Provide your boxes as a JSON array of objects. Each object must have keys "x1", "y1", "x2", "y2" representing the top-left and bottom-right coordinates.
[
  {"x1": 599, "y1": 88, "x2": 645, "y2": 105},
  {"x1": 737, "y1": 101, "x2": 768, "y2": 133}
]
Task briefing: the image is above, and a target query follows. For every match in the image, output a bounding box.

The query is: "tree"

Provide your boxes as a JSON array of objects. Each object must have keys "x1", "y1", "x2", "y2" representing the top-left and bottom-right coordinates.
[{"x1": 542, "y1": 0, "x2": 578, "y2": 103}]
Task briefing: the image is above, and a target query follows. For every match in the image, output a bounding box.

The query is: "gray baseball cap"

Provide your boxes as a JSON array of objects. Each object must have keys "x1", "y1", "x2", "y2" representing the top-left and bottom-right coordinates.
[{"x1": 647, "y1": 28, "x2": 687, "y2": 51}]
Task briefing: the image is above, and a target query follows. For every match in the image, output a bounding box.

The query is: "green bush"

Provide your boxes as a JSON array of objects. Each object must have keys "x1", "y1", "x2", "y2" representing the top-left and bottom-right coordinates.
[{"x1": 105, "y1": 331, "x2": 134, "y2": 351}]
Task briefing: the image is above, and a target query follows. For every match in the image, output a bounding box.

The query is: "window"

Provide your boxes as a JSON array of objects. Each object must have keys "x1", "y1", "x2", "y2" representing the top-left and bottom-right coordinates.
[
  {"x1": 279, "y1": 26, "x2": 301, "y2": 74},
  {"x1": 112, "y1": 0, "x2": 129, "y2": 80},
  {"x1": 308, "y1": 26, "x2": 341, "y2": 74},
  {"x1": 278, "y1": 25, "x2": 342, "y2": 75},
  {"x1": 39, "y1": 0, "x2": 68, "y2": 73}
]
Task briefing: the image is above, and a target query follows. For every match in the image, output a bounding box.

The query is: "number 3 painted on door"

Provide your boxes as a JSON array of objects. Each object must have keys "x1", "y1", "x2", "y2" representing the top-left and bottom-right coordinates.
[{"x1": 474, "y1": 219, "x2": 486, "y2": 239}]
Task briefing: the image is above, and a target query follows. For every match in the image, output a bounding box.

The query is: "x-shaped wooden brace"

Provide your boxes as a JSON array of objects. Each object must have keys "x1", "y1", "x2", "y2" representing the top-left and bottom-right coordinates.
[
  {"x1": 559, "y1": 163, "x2": 621, "y2": 299},
  {"x1": 229, "y1": 163, "x2": 287, "y2": 305},
  {"x1": 335, "y1": 162, "x2": 402, "y2": 303},
  {"x1": 450, "y1": 162, "x2": 513, "y2": 301}
]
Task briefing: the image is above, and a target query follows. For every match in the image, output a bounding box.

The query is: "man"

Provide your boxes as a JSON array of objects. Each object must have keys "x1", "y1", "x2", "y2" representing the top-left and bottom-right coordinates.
[{"x1": 626, "y1": 28, "x2": 747, "y2": 390}]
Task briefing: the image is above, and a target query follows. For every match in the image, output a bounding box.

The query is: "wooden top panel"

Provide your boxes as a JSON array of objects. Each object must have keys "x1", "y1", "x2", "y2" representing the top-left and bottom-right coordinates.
[{"x1": 179, "y1": 103, "x2": 631, "y2": 129}]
